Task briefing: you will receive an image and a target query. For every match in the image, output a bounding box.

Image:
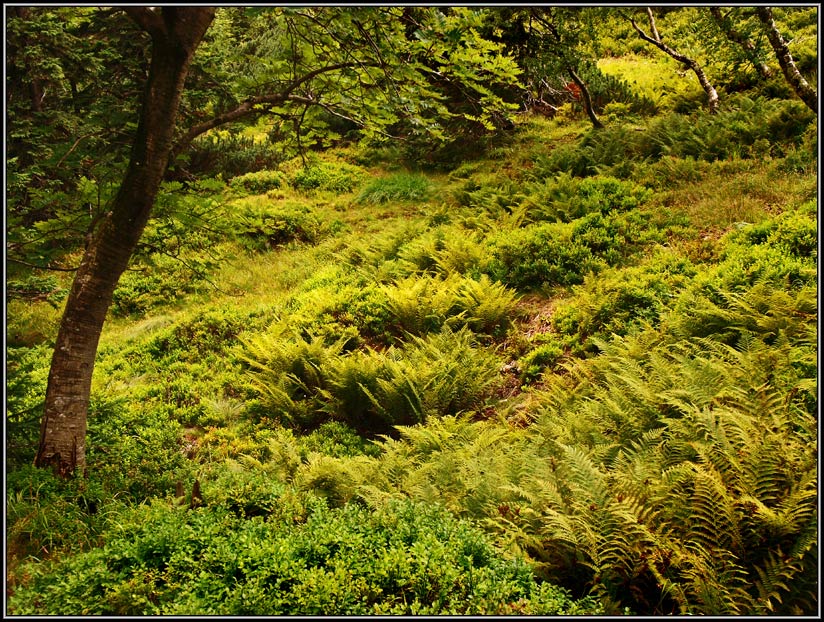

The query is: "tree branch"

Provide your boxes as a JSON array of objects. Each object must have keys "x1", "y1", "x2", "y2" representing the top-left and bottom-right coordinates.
[
  {"x1": 54, "y1": 132, "x2": 97, "y2": 169},
  {"x1": 172, "y1": 61, "x2": 378, "y2": 156},
  {"x1": 709, "y1": 7, "x2": 772, "y2": 79},
  {"x1": 627, "y1": 7, "x2": 719, "y2": 114},
  {"x1": 7, "y1": 257, "x2": 79, "y2": 272}
]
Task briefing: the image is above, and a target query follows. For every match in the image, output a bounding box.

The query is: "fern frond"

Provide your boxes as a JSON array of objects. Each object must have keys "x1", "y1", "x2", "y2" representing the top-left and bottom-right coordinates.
[{"x1": 752, "y1": 547, "x2": 806, "y2": 614}]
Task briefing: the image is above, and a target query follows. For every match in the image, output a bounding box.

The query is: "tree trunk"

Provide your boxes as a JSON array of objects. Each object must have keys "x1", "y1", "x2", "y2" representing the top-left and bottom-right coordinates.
[
  {"x1": 756, "y1": 7, "x2": 817, "y2": 114},
  {"x1": 567, "y1": 66, "x2": 604, "y2": 129},
  {"x1": 630, "y1": 7, "x2": 720, "y2": 114},
  {"x1": 35, "y1": 8, "x2": 215, "y2": 477}
]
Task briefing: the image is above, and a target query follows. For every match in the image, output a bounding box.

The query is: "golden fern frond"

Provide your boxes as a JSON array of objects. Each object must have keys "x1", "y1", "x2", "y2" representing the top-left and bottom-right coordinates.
[
  {"x1": 787, "y1": 508, "x2": 818, "y2": 560},
  {"x1": 541, "y1": 505, "x2": 595, "y2": 552},
  {"x1": 683, "y1": 463, "x2": 744, "y2": 556},
  {"x1": 769, "y1": 472, "x2": 818, "y2": 537},
  {"x1": 675, "y1": 546, "x2": 751, "y2": 615},
  {"x1": 752, "y1": 547, "x2": 807, "y2": 614},
  {"x1": 555, "y1": 443, "x2": 610, "y2": 507},
  {"x1": 353, "y1": 484, "x2": 407, "y2": 510},
  {"x1": 609, "y1": 427, "x2": 668, "y2": 502},
  {"x1": 688, "y1": 408, "x2": 745, "y2": 480}
]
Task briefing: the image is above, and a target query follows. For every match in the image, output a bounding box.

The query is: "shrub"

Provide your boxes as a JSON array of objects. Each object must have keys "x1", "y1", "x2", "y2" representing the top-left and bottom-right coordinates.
[
  {"x1": 695, "y1": 207, "x2": 819, "y2": 294},
  {"x1": 237, "y1": 200, "x2": 325, "y2": 251},
  {"x1": 519, "y1": 341, "x2": 565, "y2": 383},
  {"x1": 6, "y1": 345, "x2": 52, "y2": 465},
  {"x1": 147, "y1": 306, "x2": 252, "y2": 360},
  {"x1": 327, "y1": 282, "x2": 394, "y2": 344},
  {"x1": 528, "y1": 95, "x2": 817, "y2": 180},
  {"x1": 7, "y1": 496, "x2": 602, "y2": 616},
  {"x1": 6, "y1": 465, "x2": 111, "y2": 564},
  {"x1": 300, "y1": 421, "x2": 382, "y2": 459},
  {"x1": 550, "y1": 252, "x2": 697, "y2": 355},
  {"x1": 6, "y1": 299, "x2": 62, "y2": 348},
  {"x1": 485, "y1": 222, "x2": 598, "y2": 291},
  {"x1": 290, "y1": 161, "x2": 367, "y2": 193},
  {"x1": 356, "y1": 172, "x2": 433, "y2": 204},
  {"x1": 111, "y1": 251, "x2": 218, "y2": 317},
  {"x1": 185, "y1": 132, "x2": 283, "y2": 178},
  {"x1": 572, "y1": 208, "x2": 664, "y2": 265},
  {"x1": 85, "y1": 398, "x2": 194, "y2": 502},
  {"x1": 575, "y1": 60, "x2": 659, "y2": 116},
  {"x1": 525, "y1": 174, "x2": 652, "y2": 222},
  {"x1": 228, "y1": 169, "x2": 287, "y2": 195}
]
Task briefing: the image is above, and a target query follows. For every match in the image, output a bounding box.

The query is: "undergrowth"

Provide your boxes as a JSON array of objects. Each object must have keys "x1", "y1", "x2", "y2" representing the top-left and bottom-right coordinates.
[{"x1": 6, "y1": 74, "x2": 818, "y2": 617}]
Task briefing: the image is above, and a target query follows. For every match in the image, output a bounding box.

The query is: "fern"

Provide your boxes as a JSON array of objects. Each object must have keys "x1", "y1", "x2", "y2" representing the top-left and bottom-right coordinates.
[{"x1": 454, "y1": 274, "x2": 520, "y2": 336}]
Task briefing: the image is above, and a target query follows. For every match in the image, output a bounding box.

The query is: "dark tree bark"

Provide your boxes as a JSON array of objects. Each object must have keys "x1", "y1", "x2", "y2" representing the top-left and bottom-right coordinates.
[
  {"x1": 566, "y1": 67, "x2": 604, "y2": 129},
  {"x1": 629, "y1": 7, "x2": 720, "y2": 114},
  {"x1": 709, "y1": 7, "x2": 772, "y2": 80},
  {"x1": 756, "y1": 7, "x2": 817, "y2": 114},
  {"x1": 35, "y1": 7, "x2": 215, "y2": 477}
]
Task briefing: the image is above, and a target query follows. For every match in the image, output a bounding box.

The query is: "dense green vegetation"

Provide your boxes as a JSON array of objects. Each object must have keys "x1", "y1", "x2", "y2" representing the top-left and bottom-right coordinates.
[{"x1": 6, "y1": 6, "x2": 818, "y2": 616}]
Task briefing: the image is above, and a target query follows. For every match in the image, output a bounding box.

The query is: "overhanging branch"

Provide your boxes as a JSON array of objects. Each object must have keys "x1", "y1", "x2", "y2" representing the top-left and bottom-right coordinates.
[{"x1": 172, "y1": 61, "x2": 380, "y2": 157}]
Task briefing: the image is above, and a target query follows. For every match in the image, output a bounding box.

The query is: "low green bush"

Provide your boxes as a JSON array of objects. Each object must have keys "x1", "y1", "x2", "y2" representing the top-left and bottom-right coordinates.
[
  {"x1": 228, "y1": 169, "x2": 287, "y2": 195},
  {"x1": 185, "y1": 133, "x2": 283, "y2": 178},
  {"x1": 525, "y1": 174, "x2": 653, "y2": 222},
  {"x1": 519, "y1": 341, "x2": 565, "y2": 383},
  {"x1": 300, "y1": 421, "x2": 383, "y2": 459},
  {"x1": 356, "y1": 172, "x2": 433, "y2": 204},
  {"x1": 147, "y1": 306, "x2": 254, "y2": 360},
  {"x1": 7, "y1": 496, "x2": 602, "y2": 616},
  {"x1": 693, "y1": 206, "x2": 818, "y2": 296},
  {"x1": 485, "y1": 208, "x2": 661, "y2": 292},
  {"x1": 528, "y1": 95, "x2": 817, "y2": 180},
  {"x1": 485, "y1": 221, "x2": 597, "y2": 291},
  {"x1": 6, "y1": 345, "x2": 52, "y2": 465},
  {"x1": 290, "y1": 161, "x2": 367, "y2": 193},
  {"x1": 85, "y1": 398, "x2": 194, "y2": 501},
  {"x1": 111, "y1": 250, "x2": 219, "y2": 317},
  {"x1": 6, "y1": 465, "x2": 111, "y2": 564},
  {"x1": 237, "y1": 200, "x2": 326, "y2": 251}
]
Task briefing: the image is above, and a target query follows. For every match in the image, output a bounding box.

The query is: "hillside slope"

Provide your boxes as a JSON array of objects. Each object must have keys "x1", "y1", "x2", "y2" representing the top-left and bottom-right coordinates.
[{"x1": 7, "y1": 87, "x2": 818, "y2": 614}]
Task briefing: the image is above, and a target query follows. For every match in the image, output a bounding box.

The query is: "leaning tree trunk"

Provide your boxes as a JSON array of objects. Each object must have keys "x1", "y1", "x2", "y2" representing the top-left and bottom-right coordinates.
[
  {"x1": 756, "y1": 7, "x2": 817, "y2": 114},
  {"x1": 35, "y1": 8, "x2": 215, "y2": 477},
  {"x1": 567, "y1": 66, "x2": 604, "y2": 129}
]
